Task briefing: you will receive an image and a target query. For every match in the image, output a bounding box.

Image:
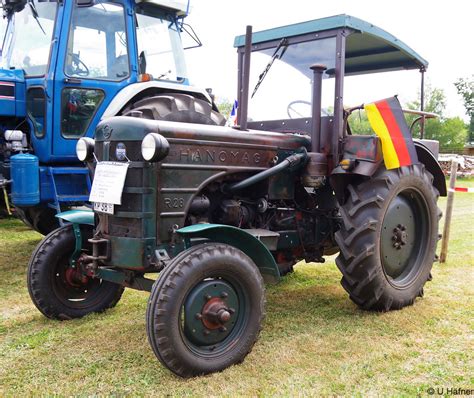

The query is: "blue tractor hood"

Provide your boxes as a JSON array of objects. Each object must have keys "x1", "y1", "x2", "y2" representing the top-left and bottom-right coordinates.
[{"x1": 0, "y1": 68, "x2": 26, "y2": 117}]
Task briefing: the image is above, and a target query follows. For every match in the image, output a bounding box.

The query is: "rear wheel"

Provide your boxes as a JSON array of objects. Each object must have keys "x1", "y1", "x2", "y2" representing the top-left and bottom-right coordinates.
[
  {"x1": 121, "y1": 93, "x2": 226, "y2": 126},
  {"x1": 28, "y1": 224, "x2": 124, "y2": 320},
  {"x1": 335, "y1": 164, "x2": 440, "y2": 311},
  {"x1": 146, "y1": 243, "x2": 265, "y2": 377}
]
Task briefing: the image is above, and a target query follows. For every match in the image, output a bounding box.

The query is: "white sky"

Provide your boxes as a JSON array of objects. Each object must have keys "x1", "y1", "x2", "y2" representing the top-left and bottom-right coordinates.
[{"x1": 185, "y1": 0, "x2": 474, "y2": 120}]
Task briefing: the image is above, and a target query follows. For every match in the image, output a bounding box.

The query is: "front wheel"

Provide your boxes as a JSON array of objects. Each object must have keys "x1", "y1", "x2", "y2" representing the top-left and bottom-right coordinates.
[
  {"x1": 146, "y1": 243, "x2": 265, "y2": 377},
  {"x1": 28, "y1": 224, "x2": 124, "y2": 320},
  {"x1": 335, "y1": 164, "x2": 441, "y2": 311}
]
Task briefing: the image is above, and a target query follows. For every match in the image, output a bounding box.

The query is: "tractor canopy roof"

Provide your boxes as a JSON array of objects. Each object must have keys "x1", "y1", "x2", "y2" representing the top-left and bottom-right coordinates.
[
  {"x1": 135, "y1": 0, "x2": 189, "y2": 16},
  {"x1": 234, "y1": 14, "x2": 428, "y2": 75}
]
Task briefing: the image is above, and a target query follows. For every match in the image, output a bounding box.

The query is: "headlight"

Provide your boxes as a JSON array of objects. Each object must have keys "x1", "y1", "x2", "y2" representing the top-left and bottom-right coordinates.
[
  {"x1": 76, "y1": 137, "x2": 95, "y2": 162},
  {"x1": 141, "y1": 133, "x2": 170, "y2": 162}
]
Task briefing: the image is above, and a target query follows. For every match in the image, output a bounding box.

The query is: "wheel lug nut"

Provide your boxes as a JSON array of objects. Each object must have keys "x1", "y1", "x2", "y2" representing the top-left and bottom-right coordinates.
[
  {"x1": 228, "y1": 308, "x2": 235, "y2": 314},
  {"x1": 219, "y1": 326, "x2": 227, "y2": 332},
  {"x1": 204, "y1": 294, "x2": 212, "y2": 301},
  {"x1": 195, "y1": 313, "x2": 202, "y2": 320},
  {"x1": 203, "y1": 330, "x2": 210, "y2": 336},
  {"x1": 220, "y1": 292, "x2": 228, "y2": 298}
]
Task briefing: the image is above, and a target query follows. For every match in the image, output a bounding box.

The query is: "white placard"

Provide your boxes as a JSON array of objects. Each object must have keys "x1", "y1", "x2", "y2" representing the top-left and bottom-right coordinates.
[{"x1": 89, "y1": 161, "x2": 129, "y2": 205}]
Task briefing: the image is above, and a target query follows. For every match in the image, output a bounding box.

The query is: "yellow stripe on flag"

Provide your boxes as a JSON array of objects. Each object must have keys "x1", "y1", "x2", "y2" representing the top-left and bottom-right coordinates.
[{"x1": 364, "y1": 103, "x2": 400, "y2": 169}]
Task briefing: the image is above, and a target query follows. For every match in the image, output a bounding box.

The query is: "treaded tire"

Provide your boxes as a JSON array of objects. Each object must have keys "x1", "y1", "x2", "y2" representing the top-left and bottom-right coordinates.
[
  {"x1": 121, "y1": 93, "x2": 226, "y2": 126},
  {"x1": 335, "y1": 164, "x2": 441, "y2": 311},
  {"x1": 28, "y1": 224, "x2": 124, "y2": 320},
  {"x1": 16, "y1": 205, "x2": 60, "y2": 235},
  {"x1": 146, "y1": 243, "x2": 265, "y2": 377}
]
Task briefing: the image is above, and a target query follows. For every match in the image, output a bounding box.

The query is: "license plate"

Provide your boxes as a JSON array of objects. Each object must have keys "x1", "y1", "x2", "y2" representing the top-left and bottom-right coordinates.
[{"x1": 94, "y1": 202, "x2": 114, "y2": 215}]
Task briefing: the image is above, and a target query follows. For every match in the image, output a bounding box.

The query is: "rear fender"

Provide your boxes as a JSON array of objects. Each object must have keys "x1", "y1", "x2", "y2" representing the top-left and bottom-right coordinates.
[
  {"x1": 330, "y1": 136, "x2": 447, "y2": 204},
  {"x1": 177, "y1": 224, "x2": 280, "y2": 284}
]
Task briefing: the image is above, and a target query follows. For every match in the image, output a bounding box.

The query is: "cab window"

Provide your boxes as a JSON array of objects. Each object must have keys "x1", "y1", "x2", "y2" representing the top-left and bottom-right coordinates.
[
  {"x1": 65, "y1": 2, "x2": 129, "y2": 80},
  {"x1": 135, "y1": 6, "x2": 187, "y2": 82}
]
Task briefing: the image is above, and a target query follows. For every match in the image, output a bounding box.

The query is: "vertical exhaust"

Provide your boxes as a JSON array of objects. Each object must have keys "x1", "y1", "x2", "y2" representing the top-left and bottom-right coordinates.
[
  {"x1": 238, "y1": 25, "x2": 252, "y2": 131},
  {"x1": 310, "y1": 64, "x2": 327, "y2": 152}
]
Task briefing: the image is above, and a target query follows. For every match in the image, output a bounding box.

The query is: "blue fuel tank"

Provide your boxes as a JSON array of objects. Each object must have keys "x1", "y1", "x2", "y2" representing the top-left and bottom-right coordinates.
[{"x1": 11, "y1": 153, "x2": 40, "y2": 206}]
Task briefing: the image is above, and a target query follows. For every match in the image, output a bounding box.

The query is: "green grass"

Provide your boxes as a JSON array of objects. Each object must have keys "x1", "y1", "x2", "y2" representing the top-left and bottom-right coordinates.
[{"x1": 1, "y1": 180, "x2": 473, "y2": 396}]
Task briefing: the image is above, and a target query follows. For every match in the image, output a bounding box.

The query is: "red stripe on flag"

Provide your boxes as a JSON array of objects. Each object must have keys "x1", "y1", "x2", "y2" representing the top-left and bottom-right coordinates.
[{"x1": 375, "y1": 100, "x2": 412, "y2": 166}]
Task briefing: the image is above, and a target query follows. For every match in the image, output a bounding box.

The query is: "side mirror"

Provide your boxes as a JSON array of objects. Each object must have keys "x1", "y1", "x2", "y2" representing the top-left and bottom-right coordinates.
[
  {"x1": 1, "y1": 0, "x2": 27, "y2": 18},
  {"x1": 139, "y1": 51, "x2": 147, "y2": 75}
]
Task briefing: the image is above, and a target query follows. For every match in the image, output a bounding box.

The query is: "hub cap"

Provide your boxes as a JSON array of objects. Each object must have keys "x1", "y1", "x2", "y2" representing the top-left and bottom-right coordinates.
[{"x1": 183, "y1": 280, "x2": 239, "y2": 346}]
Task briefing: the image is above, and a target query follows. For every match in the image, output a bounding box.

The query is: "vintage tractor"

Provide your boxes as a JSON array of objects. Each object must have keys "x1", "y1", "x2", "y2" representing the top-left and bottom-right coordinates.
[
  {"x1": 27, "y1": 15, "x2": 446, "y2": 377},
  {"x1": 0, "y1": 0, "x2": 221, "y2": 233}
]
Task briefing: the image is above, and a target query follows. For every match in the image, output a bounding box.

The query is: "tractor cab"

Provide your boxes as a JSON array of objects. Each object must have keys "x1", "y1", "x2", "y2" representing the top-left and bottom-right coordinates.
[
  {"x1": 0, "y1": 0, "x2": 210, "y2": 234},
  {"x1": 0, "y1": 0, "x2": 191, "y2": 161}
]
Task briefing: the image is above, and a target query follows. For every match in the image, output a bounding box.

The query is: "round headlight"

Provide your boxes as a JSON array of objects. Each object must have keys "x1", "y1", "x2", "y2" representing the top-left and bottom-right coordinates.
[
  {"x1": 76, "y1": 137, "x2": 95, "y2": 162},
  {"x1": 141, "y1": 133, "x2": 170, "y2": 162}
]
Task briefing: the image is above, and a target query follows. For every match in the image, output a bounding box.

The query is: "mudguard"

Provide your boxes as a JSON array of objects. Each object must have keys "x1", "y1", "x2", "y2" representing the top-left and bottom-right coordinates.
[
  {"x1": 177, "y1": 224, "x2": 280, "y2": 284},
  {"x1": 330, "y1": 136, "x2": 447, "y2": 203},
  {"x1": 55, "y1": 209, "x2": 94, "y2": 226}
]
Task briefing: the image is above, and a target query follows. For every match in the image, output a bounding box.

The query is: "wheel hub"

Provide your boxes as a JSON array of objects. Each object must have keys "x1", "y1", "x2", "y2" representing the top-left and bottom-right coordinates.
[
  {"x1": 381, "y1": 190, "x2": 428, "y2": 283},
  {"x1": 184, "y1": 280, "x2": 239, "y2": 346},
  {"x1": 392, "y1": 224, "x2": 408, "y2": 250},
  {"x1": 64, "y1": 267, "x2": 89, "y2": 288}
]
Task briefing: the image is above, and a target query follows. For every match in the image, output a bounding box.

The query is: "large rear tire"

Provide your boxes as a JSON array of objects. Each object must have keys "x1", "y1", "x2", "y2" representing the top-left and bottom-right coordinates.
[
  {"x1": 121, "y1": 93, "x2": 226, "y2": 126},
  {"x1": 15, "y1": 205, "x2": 60, "y2": 235},
  {"x1": 335, "y1": 164, "x2": 441, "y2": 311},
  {"x1": 28, "y1": 224, "x2": 124, "y2": 320}
]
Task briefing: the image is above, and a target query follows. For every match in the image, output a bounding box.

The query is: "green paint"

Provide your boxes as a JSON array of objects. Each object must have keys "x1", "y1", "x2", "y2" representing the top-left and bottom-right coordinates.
[
  {"x1": 106, "y1": 236, "x2": 156, "y2": 269},
  {"x1": 177, "y1": 224, "x2": 280, "y2": 283},
  {"x1": 69, "y1": 223, "x2": 82, "y2": 268},
  {"x1": 55, "y1": 209, "x2": 94, "y2": 225},
  {"x1": 234, "y1": 14, "x2": 427, "y2": 72}
]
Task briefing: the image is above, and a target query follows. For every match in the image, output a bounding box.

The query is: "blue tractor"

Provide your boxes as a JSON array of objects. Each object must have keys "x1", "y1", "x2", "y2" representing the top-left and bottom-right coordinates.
[{"x1": 0, "y1": 0, "x2": 224, "y2": 234}]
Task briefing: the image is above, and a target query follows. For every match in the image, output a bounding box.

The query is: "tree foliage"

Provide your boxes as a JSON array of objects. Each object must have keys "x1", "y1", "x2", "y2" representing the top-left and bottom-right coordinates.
[
  {"x1": 454, "y1": 76, "x2": 474, "y2": 140},
  {"x1": 347, "y1": 84, "x2": 468, "y2": 152}
]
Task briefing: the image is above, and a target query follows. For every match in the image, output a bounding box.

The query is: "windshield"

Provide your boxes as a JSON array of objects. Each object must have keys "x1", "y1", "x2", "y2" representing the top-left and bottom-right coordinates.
[
  {"x1": 135, "y1": 6, "x2": 187, "y2": 82},
  {"x1": 1, "y1": 2, "x2": 57, "y2": 76},
  {"x1": 248, "y1": 37, "x2": 336, "y2": 121}
]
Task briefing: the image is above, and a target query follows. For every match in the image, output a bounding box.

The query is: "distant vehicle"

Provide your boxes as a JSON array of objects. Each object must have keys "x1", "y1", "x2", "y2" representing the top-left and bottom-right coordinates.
[{"x1": 0, "y1": 0, "x2": 221, "y2": 233}]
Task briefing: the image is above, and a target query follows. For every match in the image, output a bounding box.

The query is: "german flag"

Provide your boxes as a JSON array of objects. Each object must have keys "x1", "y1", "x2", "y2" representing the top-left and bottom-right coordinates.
[{"x1": 364, "y1": 97, "x2": 418, "y2": 170}]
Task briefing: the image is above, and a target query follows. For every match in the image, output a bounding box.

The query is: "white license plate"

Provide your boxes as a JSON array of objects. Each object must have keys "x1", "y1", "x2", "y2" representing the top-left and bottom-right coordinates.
[{"x1": 94, "y1": 202, "x2": 114, "y2": 215}]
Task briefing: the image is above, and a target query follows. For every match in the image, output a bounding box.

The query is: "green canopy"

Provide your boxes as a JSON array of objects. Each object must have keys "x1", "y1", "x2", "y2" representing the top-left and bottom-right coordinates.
[{"x1": 234, "y1": 14, "x2": 428, "y2": 75}]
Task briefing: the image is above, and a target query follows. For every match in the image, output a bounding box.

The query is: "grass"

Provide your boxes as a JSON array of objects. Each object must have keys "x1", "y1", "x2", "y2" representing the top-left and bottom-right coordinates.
[{"x1": 0, "y1": 179, "x2": 473, "y2": 396}]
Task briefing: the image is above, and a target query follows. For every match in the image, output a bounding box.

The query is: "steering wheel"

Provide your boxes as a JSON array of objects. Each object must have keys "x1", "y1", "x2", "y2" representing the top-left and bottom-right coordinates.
[
  {"x1": 69, "y1": 53, "x2": 89, "y2": 77},
  {"x1": 287, "y1": 100, "x2": 311, "y2": 119}
]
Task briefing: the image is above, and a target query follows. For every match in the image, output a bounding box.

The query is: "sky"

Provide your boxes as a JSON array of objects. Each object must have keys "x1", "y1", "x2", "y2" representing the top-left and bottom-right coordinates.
[{"x1": 184, "y1": 0, "x2": 474, "y2": 120}]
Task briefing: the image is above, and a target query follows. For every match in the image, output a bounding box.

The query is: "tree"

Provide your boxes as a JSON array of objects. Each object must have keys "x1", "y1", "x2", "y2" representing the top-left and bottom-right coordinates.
[
  {"x1": 347, "y1": 85, "x2": 468, "y2": 152},
  {"x1": 454, "y1": 76, "x2": 474, "y2": 142},
  {"x1": 215, "y1": 98, "x2": 233, "y2": 120}
]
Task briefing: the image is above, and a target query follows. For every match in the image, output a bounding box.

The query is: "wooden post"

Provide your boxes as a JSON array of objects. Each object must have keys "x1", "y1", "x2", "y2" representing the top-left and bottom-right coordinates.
[{"x1": 439, "y1": 160, "x2": 458, "y2": 263}]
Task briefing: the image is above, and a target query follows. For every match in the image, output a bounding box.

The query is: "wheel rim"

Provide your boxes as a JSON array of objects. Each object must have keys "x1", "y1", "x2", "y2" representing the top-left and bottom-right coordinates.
[
  {"x1": 181, "y1": 276, "x2": 248, "y2": 356},
  {"x1": 381, "y1": 188, "x2": 430, "y2": 287},
  {"x1": 51, "y1": 253, "x2": 103, "y2": 308}
]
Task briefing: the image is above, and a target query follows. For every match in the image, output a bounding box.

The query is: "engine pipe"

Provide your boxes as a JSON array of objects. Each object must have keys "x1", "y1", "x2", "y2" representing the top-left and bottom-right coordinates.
[
  {"x1": 226, "y1": 151, "x2": 307, "y2": 192},
  {"x1": 310, "y1": 64, "x2": 327, "y2": 152}
]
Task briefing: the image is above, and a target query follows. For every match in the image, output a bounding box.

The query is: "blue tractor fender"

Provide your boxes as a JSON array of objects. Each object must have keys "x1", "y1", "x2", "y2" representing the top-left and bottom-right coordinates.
[{"x1": 177, "y1": 224, "x2": 280, "y2": 284}]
